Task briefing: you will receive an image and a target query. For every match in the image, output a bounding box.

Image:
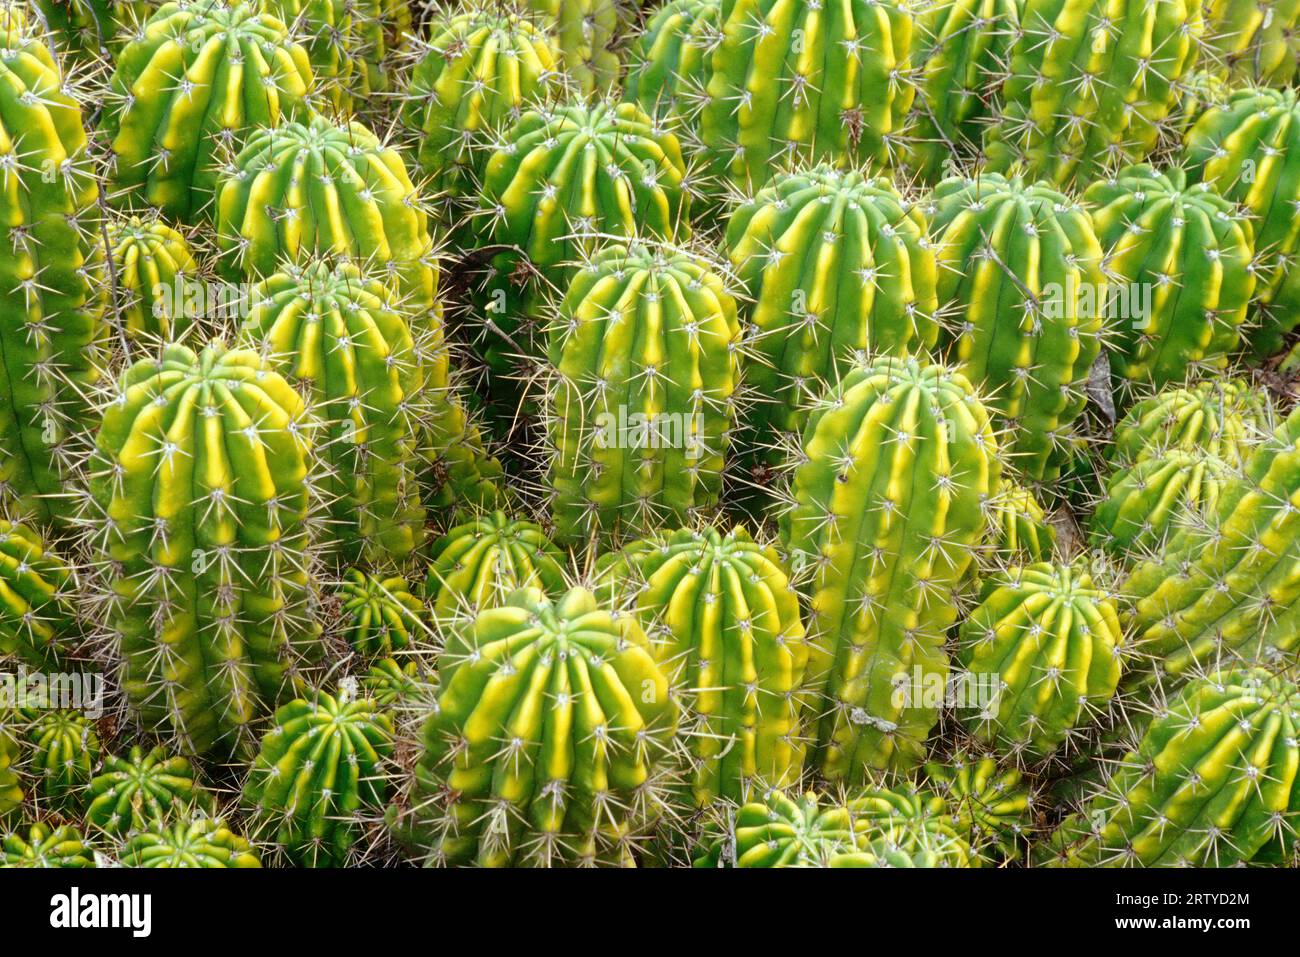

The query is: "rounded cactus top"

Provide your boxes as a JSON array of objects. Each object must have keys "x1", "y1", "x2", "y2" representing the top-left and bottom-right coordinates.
[
  {"x1": 86, "y1": 744, "x2": 210, "y2": 837},
  {"x1": 929, "y1": 172, "x2": 1087, "y2": 230},
  {"x1": 337, "y1": 568, "x2": 424, "y2": 657},
  {"x1": 1, "y1": 823, "x2": 95, "y2": 868},
  {"x1": 1184, "y1": 85, "x2": 1300, "y2": 174},
  {"x1": 119, "y1": 818, "x2": 262, "y2": 868},
  {"x1": 1112, "y1": 379, "x2": 1271, "y2": 468}
]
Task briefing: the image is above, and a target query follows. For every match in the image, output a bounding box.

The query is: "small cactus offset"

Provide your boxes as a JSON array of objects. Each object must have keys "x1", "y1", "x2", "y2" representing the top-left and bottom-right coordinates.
[
  {"x1": 391, "y1": 586, "x2": 678, "y2": 867},
  {"x1": 956, "y1": 563, "x2": 1124, "y2": 759},
  {"x1": 337, "y1": 570, "x2": 424, "y2": 659},
  {"x1": 624, "y1": 0, "x2": 720, "y2": 130},
  {"x1": 1084, "y1": 165, "x2": 1256, "y2": 390},
  {"x1": 1044, "y1": 667, "x2": 1300, "y2": 867},
  {"x1": 86, "y1": 745, "x2": 213, "y2": 837},
  {"x1": 101, "y1": 0, "x2": 314, "y2": 223},
  {"x1": 1203, "y1": 0, "x2": 1300, "y2": 87},
  {"x1": 925, "y1": 751, "x2": 1034, "y2": 859},
  {"x1": 361, "y1": 657, "x2": 433, "y2": 708},
  {"x1": 102, "y1": 215, "x2": 202, "y2": 345},
  {"x1": 423, "y1": 511, "x2": 568, "y2": 620},
  {"x1": 1109, "y1": 378, "x2": 1270, "y2": 467},
  {"x1": 88, "y1": 343, "x2": 323, "y2": 756},
  {"x1": 1, "y1": 822, "x2": 95, "y2": 867},
  {"x1": 24, "y1": 709, "x2": 101, "y2": 809},
  {"x1": 696, "y1": 0, "x2": 918, "y2": 195},
  {"x1": 984, "y1": 480, "x2": 1056, "y2": 565},
  {"x1": 781, "y1": 356, "x2": 1001, "y2": 779},
  {"x1": 599, "y1": 525, "x2": 813, "y2": 806},
  {"x1": 0, "y1": 520, "x2": 78, "y2": 666},
  {"x1": 118, "y1": 817, "x2": 262, "y2": 867},
  {"x1": 983, "y1": 0, "x2": 1205, "y2": 188},
  {"x1": 929, "y1": 173, "x2": 1106, "y2": 483},
  {"x1": 544, "y1": 241, "x2": 742, "y2": 546},
  {"x1": 725, "y1": 166, "x2": 939, "y2": 468},
  {"x1": 0, "y1": 722, "x2": 21, "y2": 816},
  {"x1": 242, "y1": 690, "x2": 393, "y2": 867}
]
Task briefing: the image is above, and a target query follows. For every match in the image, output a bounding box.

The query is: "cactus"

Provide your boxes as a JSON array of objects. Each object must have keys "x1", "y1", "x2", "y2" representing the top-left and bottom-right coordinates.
[
  {"x1": 985, "y1": 480, "x2": 1056, "y2": 564},
  {"x1": 1109, "y1": 379, "x2": 1270, "y2": 467},
  {"x1": 1203, "y1": 0, "x2": 1300, "y2": 87},
  {"x1": 624, "y1": 0, "x2": 720, "y2": 129},
  {"x1": 545, "y1": 241, "x2": 742, "y2": 546},
  {"x1": 1084, "y1": 165, "x2": 1256, "y2": 389},
  {"x1": 86, "y1": 745, "x2": 213, "y2": 836},
  {"x1": 781, "y1": 356, "x2": 1001, "y2": 778},
  {"x1": 353, "y1": 0, "x2": 409, "y2": 94},
  {"x1": 259, "y1": 0, "x2": 354, "y2": 111},
  {"x1": 361, "y1": 657, "x2": 433, "y2": 707},
  {"x1": 601, "y1": 525, "x2": 813, "y2": 805},
  {"x1": 0, "y1": 722, "x2": 21, "y2": 816},
  {"x1": 24, "y1": 709, "x2": 101, "y2": 808},
  {"x1": 1044, "y1": 667, "x2": 1300, "y2": 867},
  {"x1": 957, "y1": 563, "x2": 1123, "y2": 759},
  {"x1": 101, "y1": 0, "x2": 314, "y2": 224},
  {"x1": 522, "y1": 0, "x2": 619, "y2": 94},
  {"x1": 0, "y1": 28, "x2": 107, "y2": 527},
  {"x1": 906, "y1": 0, "x2": 1020, "y2": 183},
  {"x1": 337, "y1": 570, "x2": 423, "y2": 659},
  {"x1": 119, "y1": 817, "x2": 262, "y2": 867},
  {"x1": 240, "y1": 260, "x2": 429, "y2": 563},
  {"x1": 1184, "y1": 86, "x2": 1300, "y2": 356},
  {"x1": 400, "y1": 7, "x2": 564, "y2": 195},
  {"x1": 102, "y1": 215, "x2": 201, "y2": 344},
  {"x1": 929, "y1": 173, "x2": 1106, "y2": 483},
  {"x1": 696, "y1": 0, "x2": 917, "y2": 194},
  {"x1": 242, "y1": 690, "x2": 393, "y2": 867},
  {"x1": 925, "y1": 751, "x2": 1033, "y2": 859},
  {"x1": 424, "y1": 511, "x2": 568, "y2": 620},
  {"x1": 26, "y1": 0, "x2": 131, "y2": 60},
  {"x1": 1, "y1": 822, "x2": 95, "y2": 867},
  {"x1": 983, "y1": 0, "x2": 1204, "y2": 188},
  {"x1": 89, "y1": 343, "x2": 323, "y2": 756},
  {"x1": 725, "y1": 166, "x2": 939, "y2": 468},
  {"x1": 0, "y1": 521, "x2": 77, "y2": 666},
  {"x1": 392, "y1": 586, "x2": 677, "y2": 867}
]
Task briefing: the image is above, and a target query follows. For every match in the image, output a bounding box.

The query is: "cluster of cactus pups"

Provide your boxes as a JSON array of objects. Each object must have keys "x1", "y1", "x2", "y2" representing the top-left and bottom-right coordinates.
[{"x1": 1, "y1": 0, "x2": 1300, "y2": 872}]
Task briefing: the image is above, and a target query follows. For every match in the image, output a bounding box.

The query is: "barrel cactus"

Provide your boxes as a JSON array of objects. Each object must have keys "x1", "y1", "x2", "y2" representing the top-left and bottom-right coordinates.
[
  {"x1": 424, "y1": 510, "x2": 568, "y2": 620},
  {"x1": 1110, "y1": 379, "x2": 1270, "y2": 467},
  {"x1": 984, "y1": 480, "x2": 1056, "y2": 564},
  {"x1": 1203, "y1": 0, "x2": 1300, "y2": 87},
  {"x1": 1184, "y1": 86, "x2": 1300, "y2": 356},
  {"x1": 361, "y1": 657, "x2": 433, "y2": 708},
  {"x1": 0, "y1": 28, "x2": 106, "y2": 527},
  {"x1": 725, "y1": 166, "x2": 939, "y2": 468},
  {"x1": 0, "y1": 723, "x2": 20, "y2": 816},
  {"x1": 697, "y1": 0, "x2": 917, "y2": 194},
  {"x1": 89, "y1": 343, "x2": 323, "y2": 756},
  {"x1": 119, "y1": 817, "x2": 262, "y2": 867},
  {"x1": 102, "y1": 215, "x2": 201, "y2": 344},
  {"x1": 240, "y1": 260, "x2": 429, "y2": 563},
  {"x1": 601, "y1": 525, "x2": 813, "y2": 805},
  {"x1": 242, "y1": 691, "x2": 393, "y2": 867},
  {"x1": 259, "y1": 0, "x2": 354, "y2": 111},
  {"x1": 24, "y1": 709, "x2": 101, "y2": 807},
  {"x1": 1084, "y1": 165, "x2": 1256, "y2": 389},
  {"x1": 86, "y1": 745, "x2": 213, "y2": 836},
  {"x1": 545, "y1": 241, "x2": 742, "y2": 546},
  {"x1": 957, "y1": 563, "x2": 1123, "y2": 759},
  {"x1": 26, "y1": 0, "x2": 131, "y2": 60},
  {"x1": 337, "y1": 570, "x2": 423, "y2": 659},
  {"x1": 929, "y1": 173, "x2": 1106, "y2": 483},
  {"x1": 781, "y1": 356, "x2": 1001, "y2": 779},
  {"x1": 392, "y1": 586, "x2": 677, "y2": 867},
  {"x1": 983, "y1": 0, "x2": 1204, "y2": 188},
  {"x1": 925, "y1": 751, "x2": 1034, "y2": 859},
  {"x1": 101, "y1": 0, "x2": 314, "y2": 223},
  {"x1": 624, "y1": 0, "x2": 720, "y2": 129},
  {"x1": 523, "y1": 0, "x2": 620, "y2": 94},
  {"x1": 1044, "y1": 667, "x2": 1300, "y2": 867},
  {"x1": 0, "y1": 521, "x2": 77, "y2": 666},
  {"x1": 1, "y1": 822, "x2": 95, "y2": 867}
]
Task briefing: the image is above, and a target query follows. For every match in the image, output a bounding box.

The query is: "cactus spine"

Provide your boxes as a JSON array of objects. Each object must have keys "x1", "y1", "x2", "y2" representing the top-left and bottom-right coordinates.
[
  {"x1": 86, "y1": 745, "x2": 212, "y2": 836},
  {"x1": 258, "y1": 0, "x2": 354, "y2": 111},
  {"x1": 985, "y1": 480, "x2": 1056, "y2": 564},
  {"x1": 781, "y1": 356, "x2": 1001, "y2": 778}
]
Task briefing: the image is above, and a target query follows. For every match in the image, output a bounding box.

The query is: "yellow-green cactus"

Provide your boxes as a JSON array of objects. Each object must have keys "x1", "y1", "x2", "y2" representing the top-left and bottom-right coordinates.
[
  {"x1": 102, "y1": 215, "x2": 201, "y2": 344},
  {"x1": 119, "y1": 817, "x2": 262, "y2": 867},
  {"x1": 86, "y1": 745, "x2": 213, "y2": 837},
  {"x1": 337, "y1": 569, "x2": 424, "y2": 659},
  {"x1": 0, "y1": 521, "x2": 77, "y2": 667},
  {"x1": 1, "y1": 822, "x2": 95, "y2": 867}
]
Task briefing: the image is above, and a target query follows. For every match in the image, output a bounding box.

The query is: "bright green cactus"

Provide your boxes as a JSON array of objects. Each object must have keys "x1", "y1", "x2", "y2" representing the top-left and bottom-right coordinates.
[
  {"x1": 697, "y1": 0, "x2": 917, "y2": 194},
  {"x1": 1110, "y1": 379, "x2": 1270, "y2": 467},
  {"x1": 424, "y1": 510, "x2": 568, "y2": 620},
  {"x1": 725, "y1": 166, "x2": 939, "y2": 470},
  {"x1": 400, "y1": 7, "x2": 564, "y2": 195},
  {"x1": 259, "y1": 0, "x2": 354, "y2": 111},
  {"x1": 906, "y1": 0, "x2": 1020, "y2": 183},
  {"x1": 624, "y1": 0, "x2": 720, "y2": 129},
  {"x1": 0, "y1": 28, "x2": 107, "y2": 527},
  {"x1": 102, "y1": 215, "x2": 201, "y2": 344},
  {"x1": 0, "y1": 722, "x2": 21, "y2": 816},
  {"x1": 957, "y1": 563, "x2": 1123, "y2": 759},
  {"x1": 361, "y1": 657, "x2": 433, "y2": 708},
  {"x1": 24, "y1": 709, "x2": 101, "y2": 808},
  {"x1": 984, "y1": 480, "x2": 1056, "y2": 564},
  {"x1": 242, "y1": 691, "x2": 393, "y2": 867},
  {"x1": 1, "y1": 822, "x2": 95, "y2": 867},
  {"x1": 392, "y1": 586, "x2": 678, "y2": 867},
  {"x1": 352, "y1": 0, "x2": 409, "y2": 94},
  {"x1": 925, "y1": 751, "x2": 1033, "y2": 859},
  {"x1": 0, "y1": 521, "x2": 77, "y2": 667},
  {"x1": 983, "y1": 0, "x2": 1204, "y2": 188},
  {"x1": 600, "y1": 525, "x2": 813, "y2": 806},
  {"x1": 929, "y1": 173, "x2": 1106, "y2": 483},
  {"x1": 101, "y1": 0, "x2": 314, "y2": 223},
  {"x1": 86, "y1": 745, "x2": 213, "y2": 837},
  {"x1": 1085, "y1": 165, "x2": 1256, "y2": 389},
  {"x1": 1044, "y1": 667, "x2": 1300, "y2": 867},
  {"x1": 545, "y1": 241, "x2": 742, "y2": 546},
  {"x1": 241, "y1": 261, "x2": 429, "y2": 562},
  {"x1": 119, "y1": 817, "x2": 262, "y2": 867},
  {"x1": 26, "y1": 0, "x2": 132, "y2": 60},
  {"x1": 1184, "y1": 86, "x2": 1300, "y2": 356},
  {"x1": 89, "y1": 342, "x2": 323, "y2": 756},
  {"x1": 337, "y1": 570, "x2": 423, "y2": 659},
  {"x1": 523, "y1": 0, "x2": 619, "y2": 94},
  {"x1": 781, "y1": 355, "x2": 1001, "y2": 779},
  {"x1": 1204, "y1": 0, "x2": 1300, "y2": 87}
]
